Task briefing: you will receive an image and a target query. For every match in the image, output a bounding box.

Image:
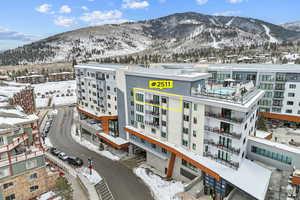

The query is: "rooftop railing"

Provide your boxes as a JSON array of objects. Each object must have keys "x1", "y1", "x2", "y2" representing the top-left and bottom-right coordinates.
[{"x1": 205, "y1": 112, "x2": 244, "y2": 124}]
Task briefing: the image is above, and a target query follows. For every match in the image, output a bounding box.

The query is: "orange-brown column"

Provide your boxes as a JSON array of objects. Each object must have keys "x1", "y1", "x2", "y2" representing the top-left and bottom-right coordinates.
[{"x1": 166, "y1": 152, "x2": 176, "y2": 179}]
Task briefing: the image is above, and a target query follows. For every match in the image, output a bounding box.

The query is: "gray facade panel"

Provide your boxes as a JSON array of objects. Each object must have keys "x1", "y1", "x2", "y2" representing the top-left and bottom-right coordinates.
[{"x1": 117, "y1": 89, "x2": 127, "y2": 139}]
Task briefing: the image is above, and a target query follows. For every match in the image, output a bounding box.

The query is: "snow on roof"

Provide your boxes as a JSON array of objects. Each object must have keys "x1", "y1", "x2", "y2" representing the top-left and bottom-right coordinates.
[
  {"x1": 98, "y1": 132, "x2": 128, "y2": 145},
  {"x1": 255, "y1": 130, "x2": 272, "y2": 139},
  {"x1": 0, "y1": 106, "x2": 38, "y2": 129},
  {"x1": 208, "y1": 64, "x2": 300, "y2": 73},
  {"x1": 75, "y1": 63, "x2": 128, "y2": 71},
  {"x1": 249, "y1": 136, "x2": 300, "y2": 155},
  {"x1": 126, "y1": 125, "x2": 271, "y2": 200},
  {"x1": 16, "y1": 74, "x2": 44, "y2": 79},
  {"x1": 0, "y1": 82, "x2": 29, "y2": 102},
  {"x1": 49, "y1": 72, "x2": 73, "y2": 75}
]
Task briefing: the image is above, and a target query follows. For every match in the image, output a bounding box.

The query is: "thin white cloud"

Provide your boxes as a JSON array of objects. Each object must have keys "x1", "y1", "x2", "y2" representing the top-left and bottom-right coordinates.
[
  {"x1": 80, "y1": 10, "x2": 127, "y2": 26},
  {"x1": 228, "y1": 0, "x2": 243, "y2": 4},
  {"x1": 122, "y1": 0, "x2": 149, "y2": 9},
  {"x1": 87, "y1": 0, "x2": 95, "y2": 2},
  {"x1": 54, "y1": 16, "x2": 76, "y2": 27},
  {"x1": 59, "y1": 5, "x2": 72, "y2": 14},
  {"x1": 36, "y1": 4, "x2": 54, "y2": 14},
  {"x1": 213, "y1": 10, "x2": 241, "y2": 16},
  {"x1": 81, "y1": 6, "x2": 89, "y2": 11},
  {"x1": 196, "y1": 0, "x2": 208, "y2": 5},
  {"x1": 0, "y1": 27, "x2": 40, "y2": 42}
]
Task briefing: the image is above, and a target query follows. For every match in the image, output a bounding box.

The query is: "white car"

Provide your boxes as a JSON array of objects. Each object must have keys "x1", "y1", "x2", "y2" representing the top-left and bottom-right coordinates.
[{"x1": 58, "y1": 152, "x2": 68, "y2": 161}]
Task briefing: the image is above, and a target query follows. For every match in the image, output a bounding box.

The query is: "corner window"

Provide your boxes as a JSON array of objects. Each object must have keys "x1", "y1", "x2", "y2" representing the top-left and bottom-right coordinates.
[
  {"x1": 30, "y1": 185, "x2": 39, "y2": 192},
  {"x1": 183, "y1": 102, "x2": 190, "y2": 109},
  {"x1": 3, "y1": 182, "x2": 13, "y2": 189},
  {"x1": 289, "y1": 84, "x2": 296, "y2": 89}
]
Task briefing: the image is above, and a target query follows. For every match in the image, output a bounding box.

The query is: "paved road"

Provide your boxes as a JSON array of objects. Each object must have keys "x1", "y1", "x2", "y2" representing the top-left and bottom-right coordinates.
[{"x1": 48, "y1": 107, "x2": 154, "y2": 200}]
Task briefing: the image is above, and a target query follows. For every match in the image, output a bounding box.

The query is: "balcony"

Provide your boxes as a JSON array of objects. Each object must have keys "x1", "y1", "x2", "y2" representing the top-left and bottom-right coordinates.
[
  {"x1": 204, "y1": 126, "x2": 242, "y2": 140},
  {"x1": 0, "y1": 149, "x2": 44, "y2": 168},
  {"x1": 145, "y1": 121, "x2": 160, "y2": 128},
  {"x1": 204, "y1": 139, "x2": 240, "y2": 155},
  {"x1": 205, "y1": 112, "x2": 244, "y2": 124},
  {"x1": 145, "y1": 99, "x2": 160, "y2": 105},
  {"x1": 203, "y1": 152, "x2": 239, "y2": 170},
  {"x1": 145, "y1": 110, "x2": 160, "y2": 116},
  {"x1": 0, "y1": 133, "x2": 29, "y2": 153}
]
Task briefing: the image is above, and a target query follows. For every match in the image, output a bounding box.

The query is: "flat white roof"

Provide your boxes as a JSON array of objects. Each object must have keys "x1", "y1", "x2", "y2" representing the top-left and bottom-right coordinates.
[
  {"x1": 208, "y1": 64, "x2": 300, "y2": 73},
  {"x1": 0, "y1": 106, "x2": 38, "y2": 130},
  {"x1": 75, "y1": 64, "x2": 128, "y2": 71},
  {"x1": 255, "y1": 130, "x2": 272, "y2": 139},
  {"x1": 126, "y1": 125, "x2": 271, "y2": 200},
  {"x1": 98, "y1": 132, "x2": 128, "y2": 145}
]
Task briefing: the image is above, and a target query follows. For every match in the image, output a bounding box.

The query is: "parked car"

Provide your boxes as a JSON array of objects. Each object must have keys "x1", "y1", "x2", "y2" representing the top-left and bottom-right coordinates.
[
  {"x1": 58, "y1": 152, "x2": 68, "y2": 161},
  {"x1": 50, "y1": 148, "x2": 61, "y2": 156},
  {"x1": 67, "y1": 157, "x2": 84, "y2": 166}
]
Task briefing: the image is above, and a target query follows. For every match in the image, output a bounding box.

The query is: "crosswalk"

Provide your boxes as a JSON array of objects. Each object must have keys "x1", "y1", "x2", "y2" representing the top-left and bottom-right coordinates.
[{"x1": 95, "y1": 180, "x2": 115, "y2": 200}]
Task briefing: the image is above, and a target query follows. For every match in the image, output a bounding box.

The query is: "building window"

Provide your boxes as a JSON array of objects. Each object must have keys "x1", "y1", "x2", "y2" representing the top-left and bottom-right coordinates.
[
  {"x1": 108, "y1": 103, "x2": 111, "y2": 108},
  {"x1": 288, "y1": 93, "x2": 295, "y2": 97},
  {"x1": 162, "y1": 109, "x2": 167, "y2": 115},
  {"x1": 289, "y1": 84, "x2": 296, "y2": 89},
  {"x1": 114, "y1": 88, "x2": 117, "y2": 92},
  {"x1": 287, "y1": 101, "x2": 294, "y2": 105},
  {"x1": 29, "y1": 173, "x2": 37, "y2": 180},
  {"x1": 183, "y1": 102, "x2": 190, "y2": 109},
  {"x1": 244, "y1": 123, "x2": 248, "y2": 130},
  {"x1": 192, "y1": 130, "x2": 196, "y2": 137},
  {"x1": 3, "y1": 182, "x2": 13, "y2": 189},
  {"x1": 136, "y1": 93, "x2": 144, "y2": 102},
  {"x1": 26, "y1": 160, "x2": 37, "y2": 170},
  {"x1": 161, "y1": 132, "x2": 167, "y2": 138},
  {"x1": 162, "y1": 97, "x2": 167, "y2": 104},
  {"x1": 192, "y1": 143, "x2": 196, "y2": 150},
  {"x1": 141, "y1": 139, "x2": 145, "y2": 143},
  {"x1": 162, "y1": 121, "x2": 167, "y2": 127},
  {"x1": 183, "y1": 115, "x2": 190, "y2": 122},
  {"x1": 107, "y1": 86, "x2": 110, "y2": 91},
  {"x1": 182, "y1": 140, "x2": 188, "y2": 147},
  {"x1": 193, "y1": 117, "x2": 197, "y2": 124},
  {"x1": 162, "y1": 148, "x2": 167, "y2": 154},
  {"x1": 30, "y1": 185, "x2": 39, "y2": 192},
  {"x1": 136, "y1": 104, "x2": 144, "y2": 112},
  {"x1": 136, "y1": 114, "x2": 144, "y2": 123},
  {"x1": 193, "y1": 104, "x2": 197, "y2": 111},
  {"x1": 251, "y1": 146, "x2": 292, "y2": 165},
  {"x1": 151, "y1": 128, "x2": 156, "y2": 134},
  {"x1": 286, "y1": 109, "x2": 293, "y2": 114},
  {"x1": 0, "y1": 136, "x2": 4, "y2": 145},
  {"x1": 151, "y1": 143, "x2": 156, "y2": 149},
  {"x1": 108, "y1": 95, "x2": 111, "y2": 99},
  {"x1": 5, "y1": 194, "x2": 15, "y2": 200},
  {"x1": 183, "y1": 127, "x2": 189, "y2": 134},
  {"x1": 106, "y1": 74, "x2": 109, "y2": 79}
]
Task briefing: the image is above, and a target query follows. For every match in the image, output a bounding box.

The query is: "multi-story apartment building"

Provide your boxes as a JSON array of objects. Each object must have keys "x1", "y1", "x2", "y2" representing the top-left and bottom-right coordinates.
[
  {"x1": 0, "y1": 82, "x2": 35, "y2": 114},
  {"x1": 48, "y1": 72, "x2": 74, "y2": 82},
  {"x1": 122, "y1": 64, "x2": 270, "y2": 200},
  {"x1": 74, "y1": 64, "x2": 129, "y2": 149},
  {"x1": 74, "y1": 63, "x2": 273, "y2": 200},
  {"x1": 0, "y1": 105, "x2": 58, "y2": 200},
  {"x1": 15, "y1": 74, "x2": 46, "y2": 84},
  {"x1": 208, "y1": 64, "x2": 300, "y2": 124}
]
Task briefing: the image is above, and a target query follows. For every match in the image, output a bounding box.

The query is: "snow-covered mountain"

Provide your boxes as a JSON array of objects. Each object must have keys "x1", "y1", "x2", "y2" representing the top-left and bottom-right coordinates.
[
  {"x1": 281, "y1": 21, "x2": 300, "y2": 32},
  {"x1": 1, "y1": 12, "x2": 300, "y2": 65}
]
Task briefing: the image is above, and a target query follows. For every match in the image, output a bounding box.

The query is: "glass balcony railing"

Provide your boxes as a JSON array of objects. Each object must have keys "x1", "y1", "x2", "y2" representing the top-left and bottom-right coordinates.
[
  {"x1": 204, "y1": 126, "x2": 242, "y2": 139},
  {"x1": 205, "y1": 112, "x2": 244, "y2": 124},
  {"x1": 204, "y1": 139, "x2": 240, "y2": 155},
  {"x1": 203, "y1": 152, "x2": 239, "y2": 170}
]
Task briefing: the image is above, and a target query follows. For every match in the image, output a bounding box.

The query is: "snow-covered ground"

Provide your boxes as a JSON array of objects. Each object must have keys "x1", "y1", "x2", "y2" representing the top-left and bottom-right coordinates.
[
  {"x1": 71, "y1": 124, "x2": 120, "y2": 161},
  {"x1": 33, "y1": 80, "x2": 76, "y2": 108},
  {"x1": 262, "y1": 24, "x2": 278, "y2": 43},
  {"x1": 79, "y1": 167, "x2": 102, "y2": 185},
  {"x1": 44, "y1": 137, "x2": 53, "y2": 147},
  {"x1": 37, "y1": 191, "x2": 62, "y2": 200},
  {"x1": 134, "y1": 167, "x2": 184, "y2": 200}
]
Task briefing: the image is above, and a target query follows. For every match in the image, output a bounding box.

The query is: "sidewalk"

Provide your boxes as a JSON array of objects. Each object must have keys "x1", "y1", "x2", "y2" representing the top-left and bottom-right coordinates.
[{"x1": 65, "y1": 174, "x2": 89, "y2": 200}]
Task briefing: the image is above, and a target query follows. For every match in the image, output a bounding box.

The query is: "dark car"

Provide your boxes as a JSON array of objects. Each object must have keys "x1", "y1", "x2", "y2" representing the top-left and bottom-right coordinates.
[
  {"x1": 50, "y1": 147, "x2": 61, "y2": 156},
  {"x1": 67, "y1": 156, "x2": 84, "y2": 166}
]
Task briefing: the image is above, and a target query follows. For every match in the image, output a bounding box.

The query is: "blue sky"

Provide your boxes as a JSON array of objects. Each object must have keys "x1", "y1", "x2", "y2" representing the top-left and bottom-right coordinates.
[{"x1": 0, "y1": 0, "x2": 299, "y2": 50}]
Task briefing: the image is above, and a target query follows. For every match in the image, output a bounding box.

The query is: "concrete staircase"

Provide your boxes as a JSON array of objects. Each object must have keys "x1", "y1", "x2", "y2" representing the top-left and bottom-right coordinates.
[
  {"x1": 184, "y1": 176, "x2": 204, "y2": 199},
  {"x1": 95, "y1": 180, "x2": 115, "y2": 200}
]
